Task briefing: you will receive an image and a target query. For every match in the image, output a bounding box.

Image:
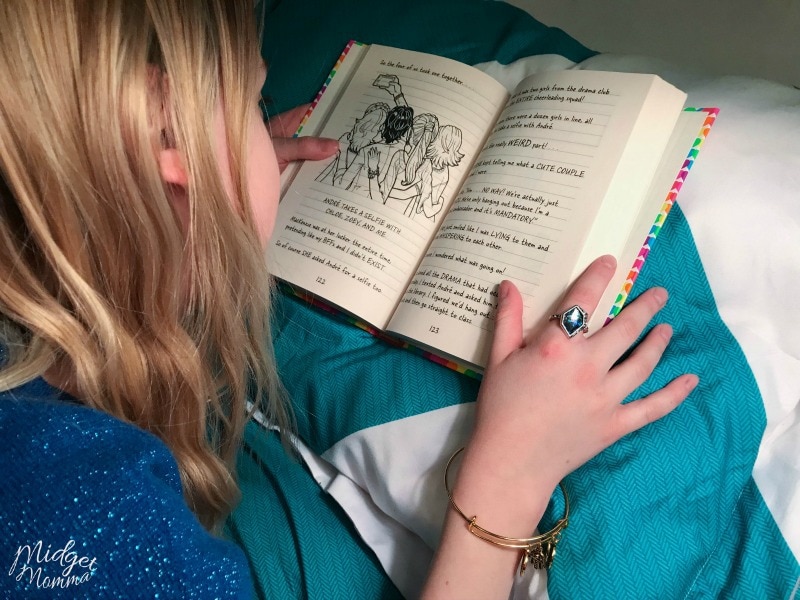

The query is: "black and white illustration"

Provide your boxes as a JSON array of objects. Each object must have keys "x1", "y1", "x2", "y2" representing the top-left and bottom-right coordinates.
[{"x1": 315, "y1": 74, "x2": 465, "y2": 221}]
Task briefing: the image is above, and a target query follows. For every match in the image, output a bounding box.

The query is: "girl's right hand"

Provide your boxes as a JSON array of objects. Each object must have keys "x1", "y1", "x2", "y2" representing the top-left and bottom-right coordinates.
[
  {"x1": 422, "y1": 255, "x2": 697, "y2": 599},
  {"x1": 459, "y1": 254, "x2": 697, "y2": 527}
]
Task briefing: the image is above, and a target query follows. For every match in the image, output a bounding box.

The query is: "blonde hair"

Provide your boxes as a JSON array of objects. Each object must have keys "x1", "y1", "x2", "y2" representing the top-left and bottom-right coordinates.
[
  {"x1": 0, "y1": 0, "x2": 290, "y2": 530},
  {"x1": 348, "y1": 102, "x2": 389, "y2": 152},
  {"x1": 426, "y1": 125, "x2": 465, "y2": 170},
  {"x1": 403, "y1": 113, "x2": 439, "y2": 186}
]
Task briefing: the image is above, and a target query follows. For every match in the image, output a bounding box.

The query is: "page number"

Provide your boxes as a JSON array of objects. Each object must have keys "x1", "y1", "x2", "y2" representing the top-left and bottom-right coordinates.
[
  {"x1": 316, "y1": 276, "x2": 326, "y2": 285},
  {"x1": 429, "y1": 326, "x2": 439, "y2": 334}
]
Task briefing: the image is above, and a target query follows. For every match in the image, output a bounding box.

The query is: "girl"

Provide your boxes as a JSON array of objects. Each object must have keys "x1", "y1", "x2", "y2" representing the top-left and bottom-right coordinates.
[{"x1": 0, "y1": 1, "x2": 697, "y2": 598}]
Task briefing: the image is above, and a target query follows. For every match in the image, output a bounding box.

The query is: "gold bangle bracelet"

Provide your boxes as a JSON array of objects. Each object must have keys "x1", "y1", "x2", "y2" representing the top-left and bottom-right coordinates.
[{"x1": 444, "y1": 447, "x2": 569, "y2": 575}]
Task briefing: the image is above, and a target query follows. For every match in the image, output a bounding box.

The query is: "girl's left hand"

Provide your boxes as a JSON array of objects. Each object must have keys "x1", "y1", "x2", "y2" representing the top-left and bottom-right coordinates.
[{"x1": 266, "y1": 104, "x2": 339, "y2": 172}]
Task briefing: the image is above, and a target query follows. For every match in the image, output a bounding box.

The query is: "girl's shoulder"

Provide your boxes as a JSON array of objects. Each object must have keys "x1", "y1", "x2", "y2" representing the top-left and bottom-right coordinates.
[
  {"x1": 0, "y1": 379, "x2": 253, "y2": 598},
  {"x1": 0, "y1": 378, "x2": 175, "y2": 473}
]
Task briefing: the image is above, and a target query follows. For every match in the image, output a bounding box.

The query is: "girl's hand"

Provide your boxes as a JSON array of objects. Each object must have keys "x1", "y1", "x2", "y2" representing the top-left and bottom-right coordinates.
[
  {"x1": 422, "y1": 256, "x2": 697, "y2": 599},
  {"x1": 266, "y1": 104, "x2": 339, "y2": 172},
  {"x1": 465, "y1": 255, "x2": 698, "y2": 501}
]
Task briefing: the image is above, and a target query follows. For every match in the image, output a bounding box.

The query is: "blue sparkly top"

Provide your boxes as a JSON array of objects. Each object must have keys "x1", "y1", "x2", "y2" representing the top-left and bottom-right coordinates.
[{"x1": 0, "y1": 377, "x2": 254, "y2": 598}]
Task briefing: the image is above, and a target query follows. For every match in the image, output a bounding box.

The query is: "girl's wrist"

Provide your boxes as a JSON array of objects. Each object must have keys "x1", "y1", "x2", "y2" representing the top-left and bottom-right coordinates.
[{"x1": 449, "y1": 443, "x2": 558, "y2": 538}]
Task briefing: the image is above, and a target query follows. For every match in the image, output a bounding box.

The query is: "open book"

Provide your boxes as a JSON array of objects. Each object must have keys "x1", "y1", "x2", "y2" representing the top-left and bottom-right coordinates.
[{"x1": 270, "y1": 41, "x2": 716, "y2": 372}]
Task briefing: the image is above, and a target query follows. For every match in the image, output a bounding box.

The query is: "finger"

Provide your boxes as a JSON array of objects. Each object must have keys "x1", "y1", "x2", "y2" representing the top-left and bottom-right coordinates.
[
  {"x1": 266, "y1": 104, "x2": 310, "y2": 138},
  {"x1": 545, "y1": 255, "x2": 616, "y2": 340},
  {"x1": 592, "y1": 287, "x2": 668, "y2": 362},
  {"x1": 610, "y1": 374, "x2": 698, "y2": 441},
  {"x1": 272, "y1": 136, "x2": 339, "y2": 170},
  {"x1": 606, "y1": 323, "x2": 672, "y2": 396},
  {"x1": 487, "y1": 280, "x2": 524, "y2": 368}
]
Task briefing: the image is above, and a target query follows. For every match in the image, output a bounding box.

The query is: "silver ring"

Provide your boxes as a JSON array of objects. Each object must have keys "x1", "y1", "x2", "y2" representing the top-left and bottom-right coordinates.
[{"x1": 549, "y1": 305, "x2": 589, "y2": 338}]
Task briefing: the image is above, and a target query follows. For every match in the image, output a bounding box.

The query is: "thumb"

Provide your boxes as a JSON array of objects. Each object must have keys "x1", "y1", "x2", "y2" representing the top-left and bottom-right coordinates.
[
  {"x1": 273, "y1": 136, "x2": 339, "y2": 170},
  {"x1": 487, "y1": 280, "x2": 523, "y2": 368}
]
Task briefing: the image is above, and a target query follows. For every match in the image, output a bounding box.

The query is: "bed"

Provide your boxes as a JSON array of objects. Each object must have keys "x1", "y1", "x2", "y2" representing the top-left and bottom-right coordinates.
[{"x1": 226, "y1": 1, "x2": 800, "y2": 597}]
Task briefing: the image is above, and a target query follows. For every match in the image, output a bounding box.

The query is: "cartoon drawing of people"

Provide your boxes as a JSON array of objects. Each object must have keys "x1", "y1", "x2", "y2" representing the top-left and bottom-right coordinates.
[
  {"x1": 335, "y1": 104, "x2": 414, "y2": 192},
  {"x1": 398, "y1": 113, "x2": 440, "y2": 196},
  {"x1": 367, "y1": 113, "x2": 444, "y2": 215},
  {"x1": 416, "y1": 124, "x2": 465, "y2": 219},
  {"x1": 317, "y1": 73, "x2": 466, "y2": 214},
  {"x1": 315, "y1": 102, "x2": 389, "y2": 185},
  {"x1": 367, "y1": 121, "x2": 463, "y2": 220},
  {"x1": 366, "y1": 113, "x2": 438, "y2": 198}
]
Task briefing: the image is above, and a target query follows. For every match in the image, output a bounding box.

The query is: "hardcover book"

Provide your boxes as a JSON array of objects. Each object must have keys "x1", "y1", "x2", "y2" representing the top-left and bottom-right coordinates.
[{"x1": 270, "y1": 42, "x2": 716, "y2": 371}]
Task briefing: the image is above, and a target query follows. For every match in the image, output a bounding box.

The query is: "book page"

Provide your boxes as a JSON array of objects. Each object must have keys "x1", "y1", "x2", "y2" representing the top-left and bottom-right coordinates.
[
  {"x1": 268, "y1": 45, "x2": 509, "y2": 329},
  {"x1": 387, "y1": 70, "x2": 686, "y2": 367}
]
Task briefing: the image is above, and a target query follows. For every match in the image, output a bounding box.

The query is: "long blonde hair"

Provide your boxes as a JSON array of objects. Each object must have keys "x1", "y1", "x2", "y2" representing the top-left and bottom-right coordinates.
[{"x1": 0, "y1": 0, "x2": 290, "y2": 530}]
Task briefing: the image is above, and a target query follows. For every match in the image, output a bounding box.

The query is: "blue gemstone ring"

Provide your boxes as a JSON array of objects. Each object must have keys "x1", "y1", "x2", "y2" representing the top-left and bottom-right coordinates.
[{"x1": 549, "y1": 305, "x2": 590, "y2": 338}]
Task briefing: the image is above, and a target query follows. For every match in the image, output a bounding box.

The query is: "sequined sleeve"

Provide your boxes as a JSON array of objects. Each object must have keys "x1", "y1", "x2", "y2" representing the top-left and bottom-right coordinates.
[{"x1": 1, "y1": 388, "x2": 255, "y2": 598}]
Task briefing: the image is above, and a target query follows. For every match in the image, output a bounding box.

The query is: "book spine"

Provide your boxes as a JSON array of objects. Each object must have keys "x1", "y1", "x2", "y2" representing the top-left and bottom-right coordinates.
[{"x1": 606, "y1": 107, "x2": 719, "y2": 323}]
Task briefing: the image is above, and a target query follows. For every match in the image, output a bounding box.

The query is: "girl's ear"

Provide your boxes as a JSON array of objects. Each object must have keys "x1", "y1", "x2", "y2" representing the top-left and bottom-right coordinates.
[
  {"x1": 158, "y1": 147, "x2": 190, "y2": 229},
  {"x1": 147, "y1": 66, "x2": 185, "y2": 188},
  {"x1": 158, "y1": 148, "x2": 188, "y2": 187}
]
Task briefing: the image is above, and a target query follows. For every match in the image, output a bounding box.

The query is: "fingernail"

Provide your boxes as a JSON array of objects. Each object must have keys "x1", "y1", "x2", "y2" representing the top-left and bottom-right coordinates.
[
  {"x1": 653, "y1": 288, "x2": 668, "y2": 307},
  {"x1": 685, "y1": 374, "x2": 699, "y2": 391},
  {"x1": 498, "y1": 280, "x2": 509, "y2": 301},
  {"x1": 599, "y1": 255, "x2": 615, "y2": 269}
]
